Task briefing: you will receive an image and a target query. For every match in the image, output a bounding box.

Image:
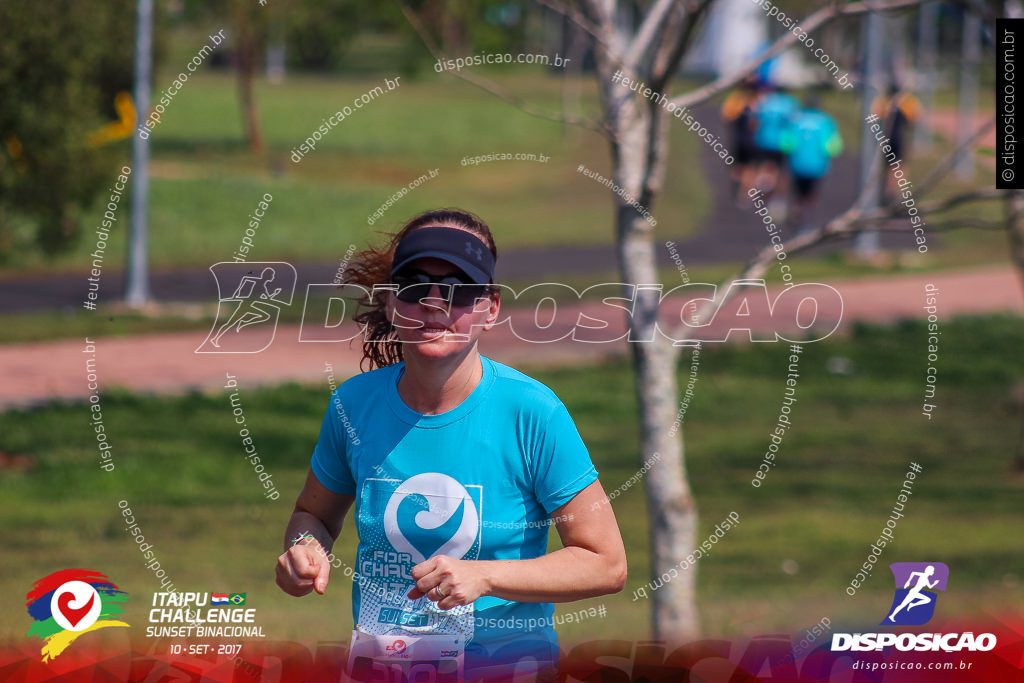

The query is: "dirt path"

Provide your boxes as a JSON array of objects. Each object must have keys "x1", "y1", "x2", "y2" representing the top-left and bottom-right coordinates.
[{"x1": 2, "y1": 264, "x2": 1020, "y2": 411}]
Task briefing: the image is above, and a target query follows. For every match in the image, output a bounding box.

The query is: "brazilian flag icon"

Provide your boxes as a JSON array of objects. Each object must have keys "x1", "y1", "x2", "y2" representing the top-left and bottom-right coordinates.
[{"x1": 229, "y1": 593, "x2": 246, "y2": 605}]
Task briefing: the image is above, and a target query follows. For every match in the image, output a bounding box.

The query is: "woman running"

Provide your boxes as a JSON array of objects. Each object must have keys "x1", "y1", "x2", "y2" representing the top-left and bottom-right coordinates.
[{"x1": 275, "y1": 209, "x2": 627, "y2": 682}]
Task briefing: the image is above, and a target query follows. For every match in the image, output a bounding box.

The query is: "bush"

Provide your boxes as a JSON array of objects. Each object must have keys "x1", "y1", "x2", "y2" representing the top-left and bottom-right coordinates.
[{"x1": 0, "y1": 0, "x2": 136, "y2": 258}]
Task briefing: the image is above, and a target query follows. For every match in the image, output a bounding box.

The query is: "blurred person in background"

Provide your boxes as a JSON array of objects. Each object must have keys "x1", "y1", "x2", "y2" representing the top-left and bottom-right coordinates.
[
  {"x1": 872, "y1": 83, "x2": 922, "y2": 200},
  {"x1": 752, "y1": 84, "x2": 801, "y2": 216},
  {"x1": 721, "y1": 75, "x2": 762, "y2": 207},
  {"x1": 781, "y1": 94, "x2": 843, "y2": 234}
]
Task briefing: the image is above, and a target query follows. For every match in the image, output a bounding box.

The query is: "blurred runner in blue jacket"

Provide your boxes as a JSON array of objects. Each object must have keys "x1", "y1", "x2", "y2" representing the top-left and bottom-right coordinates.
[
  {"x1": 781, "y1": 95, "x2": 843, "y2": 233},
  {"x1": 753, "y1": 85, "x2": 800, "y2": 212}
]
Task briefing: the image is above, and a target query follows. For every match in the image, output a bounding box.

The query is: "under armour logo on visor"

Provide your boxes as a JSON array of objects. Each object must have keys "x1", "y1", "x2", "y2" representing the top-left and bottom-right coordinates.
[{"x1": 465, "y1": 241, "x2": 483, "y2": 261}]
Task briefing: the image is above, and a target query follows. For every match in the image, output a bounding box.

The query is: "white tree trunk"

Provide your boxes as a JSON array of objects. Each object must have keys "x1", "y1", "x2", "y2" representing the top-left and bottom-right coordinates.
[
  {"x1": 598, "y1": 41, "x2": 699, "y2": 640},
  {"x1": 617, "y1": 179, "x2": 699, "y2": 643}
]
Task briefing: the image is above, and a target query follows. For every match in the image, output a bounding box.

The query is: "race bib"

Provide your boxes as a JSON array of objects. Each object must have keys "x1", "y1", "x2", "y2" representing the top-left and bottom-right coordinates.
[
  {"x1": 347, "y1": 628, "x2": 464, "y2": 683},
  {"x1": 356, "y1": 475, "x2": 482, "y2": 638}
]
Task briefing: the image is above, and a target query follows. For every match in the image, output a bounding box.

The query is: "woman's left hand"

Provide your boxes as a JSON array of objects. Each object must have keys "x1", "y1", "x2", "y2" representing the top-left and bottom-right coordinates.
[{"x1": 407, "y1": 555, "x2": 491, "y2": 610}]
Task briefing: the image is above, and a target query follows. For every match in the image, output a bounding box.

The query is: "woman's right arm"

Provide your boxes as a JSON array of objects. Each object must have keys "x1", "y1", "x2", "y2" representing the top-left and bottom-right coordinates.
[{"x1": 275, "y1": 469, "x2": 356, "y2": 597}]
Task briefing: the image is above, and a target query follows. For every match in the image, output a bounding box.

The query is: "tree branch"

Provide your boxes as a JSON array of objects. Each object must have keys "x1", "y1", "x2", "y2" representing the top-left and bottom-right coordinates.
[
  {"x1": 649, "y1": 0, "x2": 713, "y2": 91},
  {"x1": 625, "y1": 0, "x2": 683, "y2": 69},
  {"x1": 533, "y1": 0, "x2": 609, "y2": 54},
  {"x1": 880, "y1": 218, "x2": 1006, "y2": 232},
  {"x1": 914, "y1": 116, "x2": 996, "y2": 197},
  {"x1": 852, "y1": 188, "x2": 1004, "y2": 228}
]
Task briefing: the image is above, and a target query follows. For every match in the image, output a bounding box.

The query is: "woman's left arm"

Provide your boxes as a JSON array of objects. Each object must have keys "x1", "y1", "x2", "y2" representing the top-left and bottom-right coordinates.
[{"x1": 407, "y1": 480, "x2": 627, "y2": 608}]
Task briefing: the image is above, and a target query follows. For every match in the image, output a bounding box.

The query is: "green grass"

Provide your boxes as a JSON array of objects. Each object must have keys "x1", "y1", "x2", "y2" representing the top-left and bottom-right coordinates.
[
  {"x1": 2, "y1": 315, "x2": 1022, "y2": 646},
  {"x1": 4, "y1": 61, "x2": 1011, "y2": 282},
  {"x1": 0, "y1": 304, "x2": 218, "y2": 345},
  {"x1": 2, "y1": 68, "x2": 713, "y2": 276}
]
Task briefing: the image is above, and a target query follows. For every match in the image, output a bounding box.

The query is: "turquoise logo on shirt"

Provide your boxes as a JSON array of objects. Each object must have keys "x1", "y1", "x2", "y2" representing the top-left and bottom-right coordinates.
[
  {"x1": 397, "y1": 494, "x2": 467, "y2": 561},
  {"x1": 383, "y1": 473, "x2": 480, "y2": 563}
]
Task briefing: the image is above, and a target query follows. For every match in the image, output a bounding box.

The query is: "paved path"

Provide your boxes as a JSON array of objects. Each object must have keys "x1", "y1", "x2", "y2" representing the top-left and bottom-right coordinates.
[{"x1": 2, "y1": 265, "x2": 1020, "y2": 411}]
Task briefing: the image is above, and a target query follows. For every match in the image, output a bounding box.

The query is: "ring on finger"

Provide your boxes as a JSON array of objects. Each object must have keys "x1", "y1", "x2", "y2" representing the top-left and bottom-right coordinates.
[{"x1": 434, "y1": 585, "x2": 446, "y2": 599}]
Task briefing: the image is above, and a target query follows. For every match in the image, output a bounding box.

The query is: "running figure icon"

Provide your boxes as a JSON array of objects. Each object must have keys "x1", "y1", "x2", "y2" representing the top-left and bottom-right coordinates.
[
  {"x1": 210, "y1": 267, "x2": 286, "y2": 348},
  {"x1": 196, "y1": 261, "x2": 297, "y2": 354},
  {"x1": 887, "y1": 564, "x2": 939, "y2": 623}
]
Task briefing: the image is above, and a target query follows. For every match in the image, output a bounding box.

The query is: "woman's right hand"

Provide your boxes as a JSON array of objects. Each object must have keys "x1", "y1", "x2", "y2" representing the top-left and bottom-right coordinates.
[
  {"x1": 276, "y1": 472, "x2": 354, "y2": 596},
  {"x1": 276, "y1": 542, "x2": 332, "y2": 596}
]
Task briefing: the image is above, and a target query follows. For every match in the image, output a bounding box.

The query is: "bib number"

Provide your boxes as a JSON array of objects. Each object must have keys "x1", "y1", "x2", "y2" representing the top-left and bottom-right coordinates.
[{"x1": 347, "y1": 629, "x2": 464, "y2": 683}]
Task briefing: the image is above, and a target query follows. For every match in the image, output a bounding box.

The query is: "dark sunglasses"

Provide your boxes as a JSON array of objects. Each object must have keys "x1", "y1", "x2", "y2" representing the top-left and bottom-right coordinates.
[{"x1": 390, "y1": 270, "x2": 494, "y2": 307}]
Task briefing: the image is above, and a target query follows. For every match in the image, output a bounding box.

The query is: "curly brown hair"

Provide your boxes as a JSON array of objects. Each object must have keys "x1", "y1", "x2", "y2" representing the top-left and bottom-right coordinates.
[{"x1": 343, "y1": 208, "x2": 498, "y2": 371}]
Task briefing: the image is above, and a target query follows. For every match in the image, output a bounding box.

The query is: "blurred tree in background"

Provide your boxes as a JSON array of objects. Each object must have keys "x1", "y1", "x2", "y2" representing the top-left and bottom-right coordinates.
[
  {"x1": 283, "y1": 0, "x2": 363, "y2": 71},
  {"x1": 409, "y1": 0, "x2": 527, "y2": 56},
  {"x1": 0, "y1": 0, "x2": 140, "y2": 258},
  {"x1": 186, "y1": 0, "x2": 272, "y2": 152},
  {"x1": 185, "y1": 0, "x2": 376, "y2": 151}
]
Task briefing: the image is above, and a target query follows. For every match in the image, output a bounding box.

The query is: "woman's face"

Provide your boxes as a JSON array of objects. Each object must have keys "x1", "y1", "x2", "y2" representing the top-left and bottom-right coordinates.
[{"x1": 386, "y1": 256, "x2": 500, "y2": 360}]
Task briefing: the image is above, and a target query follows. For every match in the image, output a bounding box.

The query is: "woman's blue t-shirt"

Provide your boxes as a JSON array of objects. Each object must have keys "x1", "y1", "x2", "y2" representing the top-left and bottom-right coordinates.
[{"x1": 310, "y1": 355, "x2": 599, "y2": 664}]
